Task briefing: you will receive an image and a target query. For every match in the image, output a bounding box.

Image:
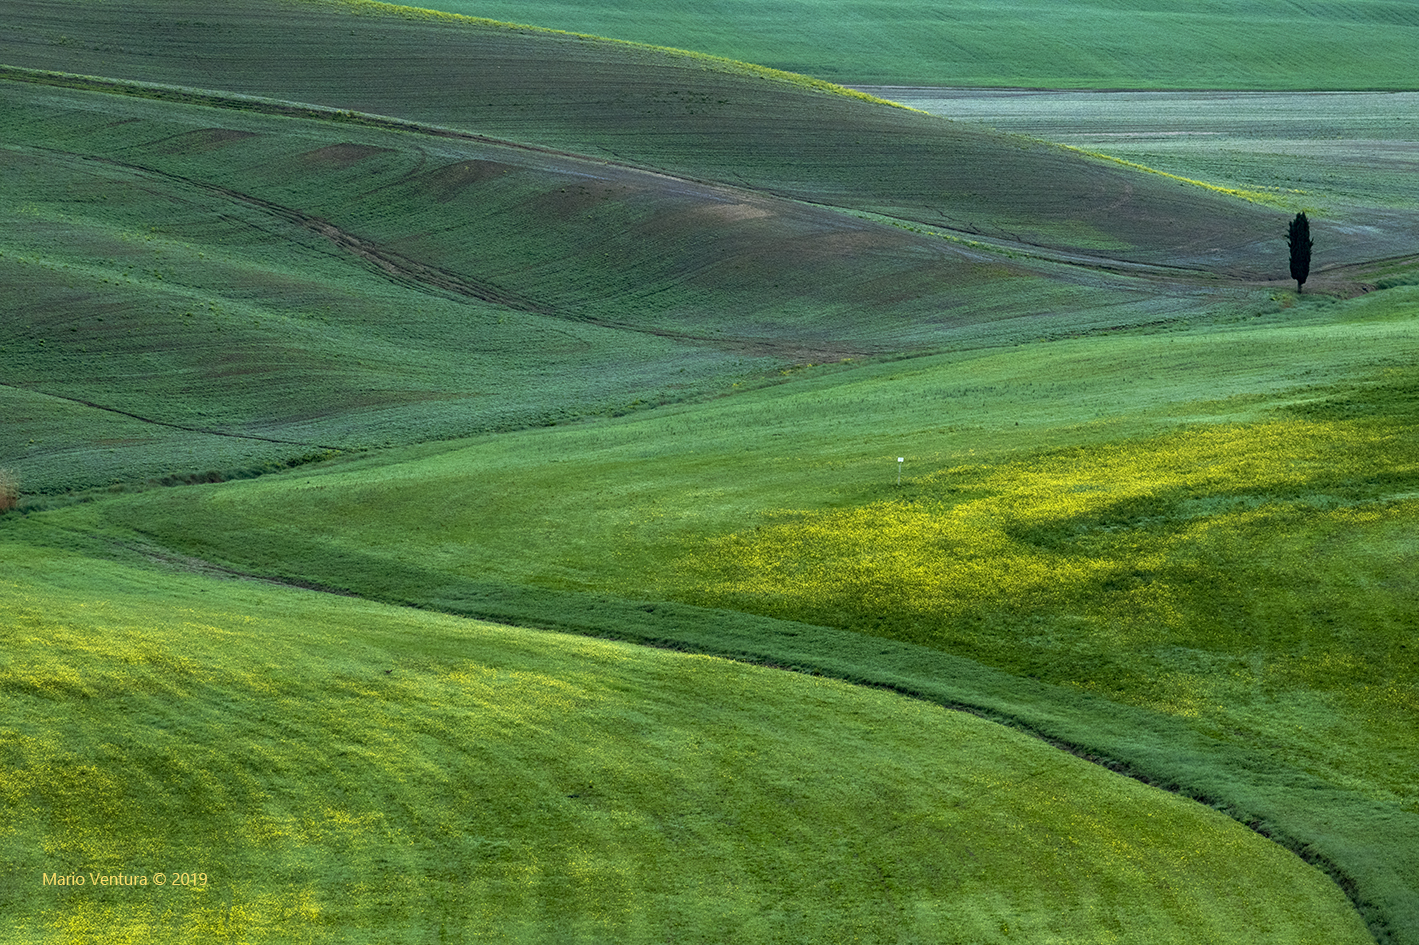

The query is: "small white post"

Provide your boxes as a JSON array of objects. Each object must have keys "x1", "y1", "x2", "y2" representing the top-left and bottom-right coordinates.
[{"x1": 898, "y1": 457, "x2": 904, "y2": 485}]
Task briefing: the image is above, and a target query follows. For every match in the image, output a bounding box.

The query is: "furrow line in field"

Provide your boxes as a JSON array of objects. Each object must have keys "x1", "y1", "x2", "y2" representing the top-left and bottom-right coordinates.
[
  {"x1": 17, "y1": 136, "x2": 904, "y2": 360},
  {"x1": 1320, "y1": 251, "x2": 1419, "y2": 277},
  {"x1": 22, "y1": 144, "x2": 552, "y2": 314},
  {"x1": 22, "y1": 146, "x2": 884, "y2": 360},
  {"x1": 0, "y1": 381, "x2": 346, "y2": 451},
  {"x1": 1, "y1": 64, "x2": 1260, "y2": 288},
  {"x1": 0, "y1": 65, "x2": 762, "y2": 210},
  {"x1": 119, "y1": 535, "x2": 1391, "y2": 945}
]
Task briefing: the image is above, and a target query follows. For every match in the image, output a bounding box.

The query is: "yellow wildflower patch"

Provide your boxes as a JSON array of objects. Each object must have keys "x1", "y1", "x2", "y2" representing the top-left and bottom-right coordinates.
[{"x1": 677, "y1": 417, "x2": 1407, "y2": 648}]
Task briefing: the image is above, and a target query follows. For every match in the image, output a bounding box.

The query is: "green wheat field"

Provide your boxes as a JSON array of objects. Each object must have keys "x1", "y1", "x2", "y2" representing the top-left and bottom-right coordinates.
[{"x1": 2, "y1": 1, "x2": 1417, "y2": 942}]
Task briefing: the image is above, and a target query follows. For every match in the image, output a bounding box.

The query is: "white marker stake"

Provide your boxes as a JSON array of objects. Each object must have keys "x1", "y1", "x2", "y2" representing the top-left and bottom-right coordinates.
[{"x1": 898, "y1": 457, "x2": 904, "y2": 485}]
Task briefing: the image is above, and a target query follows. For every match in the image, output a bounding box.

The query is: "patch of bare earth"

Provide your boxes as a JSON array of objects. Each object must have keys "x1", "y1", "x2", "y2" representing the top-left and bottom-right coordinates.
[
  {"x1": 151, "y1": 127, "x2": 259, "y2": 155},
  {"x1": 426, "y1": 159, "x2": 516, "y2": 201},
  {"x1": 300, "y1": 142, "x2": 396, "y2": 167}
]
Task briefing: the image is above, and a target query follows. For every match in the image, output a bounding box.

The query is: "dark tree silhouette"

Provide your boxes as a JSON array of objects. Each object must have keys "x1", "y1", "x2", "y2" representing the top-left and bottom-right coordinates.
[{"x1": 1287, "y1": 212, "x2": 1313, "y2": 292}]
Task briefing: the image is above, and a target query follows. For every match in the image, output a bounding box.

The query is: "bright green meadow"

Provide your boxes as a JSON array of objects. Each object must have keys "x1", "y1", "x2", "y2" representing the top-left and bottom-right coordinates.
[
  {"x1": 2, "y1": 1, "x2": 1418, "y2": 942},
  {"x1": 0, "y1": 539, "x2": 1374, "y2": 943}
]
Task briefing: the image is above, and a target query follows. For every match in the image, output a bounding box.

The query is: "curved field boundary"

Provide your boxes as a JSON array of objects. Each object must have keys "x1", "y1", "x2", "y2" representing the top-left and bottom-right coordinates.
[
  {"x1": 0, "y1": 382, "x2": 348, "y2": 452},
  {"x1": 13, "y1": 140, "x2": 551, "y2": 314},
  {"x1": 313, "y1": 0, "x2": 923, "y2": 112},
  {"x1": 386, "y1": 0, "x2": 1419, "y2": 90},
  {"x1": 0, "y1": 64, "x2": 615, "y2": 168},
  {"x1": 0, "y1": 534, "x2": 1376, "y2": 943},
  {"x1": 74, "y1": 516, "x2": 1413, "y2": 945},
  {"x1": 332, "y1": 582, "x2": 1419, "y2": 945},
  {"x1": 8, "y1": 138, "x2": 897, "y2": 359}
]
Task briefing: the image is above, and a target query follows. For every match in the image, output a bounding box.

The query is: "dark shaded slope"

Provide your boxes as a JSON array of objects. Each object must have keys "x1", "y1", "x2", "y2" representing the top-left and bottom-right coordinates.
[
  {"x1": 0, "y1": 0, "x2": 1308, "y2": 273},
  {"x1": 4, "y1": 78, "x2": 1183, "y2": 493}
]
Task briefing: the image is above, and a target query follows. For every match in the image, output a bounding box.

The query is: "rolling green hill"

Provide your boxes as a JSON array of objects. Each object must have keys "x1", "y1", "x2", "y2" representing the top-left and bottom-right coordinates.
[
  {"x1": 0, "y1": 1, "x2": 1308, "y2": 268},
  {"x1": 1, "y1": 73, "x2": 1229, "y2": 494},
  {"x1": 4, "y1": 1, "x2": 1418, "y2": 942},
  {"x1": 381, "y1": 0, "x2": 1419, "y2": 89},
  {"x1": 0, "y1": 534, "x2": 1375, "y2": 944},
  {"x1": 58, "y1": 283, "x2": 1419, "y2": 943},
  {"x1": 7, "y1": 0, "x2": 1367, "y2": 495}
]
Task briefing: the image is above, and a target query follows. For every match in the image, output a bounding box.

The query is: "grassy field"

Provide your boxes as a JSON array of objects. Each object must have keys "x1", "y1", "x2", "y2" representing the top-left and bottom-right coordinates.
[
  {"x1": 380, "y1": 0, "x2": 1419, "y2": 90},
  {"x1": 2, "y1": 74, "x2": 1226, "y2": 494},
  {"x1": 0, "y1": 536, "x2": 1380, "y2": 944},
  {"x1": 880, "y1": 89, "x2": 1419, "y2": 218},
  {"x1": 4, "y1": 1, "x2": 1419, "y2": 942},
  {"x1": 4, "y1": 0, "x2": 1412, "y2": 500},
  {"x1": 55, "y1": 282, "x2": 1419, "y2": 941},
  {"x1": 0, "y1": 4, "x2": 1311, "y2": 269}
]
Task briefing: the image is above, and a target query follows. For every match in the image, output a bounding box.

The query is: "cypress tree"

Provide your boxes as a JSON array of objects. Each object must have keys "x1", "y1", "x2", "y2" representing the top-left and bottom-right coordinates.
[{"x1": 1287, "y1": 212, "x2": 1313, "y2": 292}]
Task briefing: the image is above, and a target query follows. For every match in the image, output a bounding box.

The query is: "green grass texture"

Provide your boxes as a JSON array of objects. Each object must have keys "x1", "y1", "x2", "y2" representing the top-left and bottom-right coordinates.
[
  {"x1": 0, "y1": 538, "x2": 1375, "y2": 944},
  {"x1": 57, "y1": 285, "x2": 1419, "y2": 942},
  {"x1": 0, "y1": 1, "x2": 1312, "y2": 265},
  {"x1": 1, "y1": 77, "x2": 1212, "y2": 494},
  {"x1": 885, "y1": 89, "x2": 1419, "y2": 218},
  {"x1": 366, "y1": 0, "x2": 1419, "y2": 90},
  {"x1": 4, "y1": 1, "x2": 1419, "y2": 941},
  {"x1": 5, "y1": 65, "x2": 1343, "y2": 495}
]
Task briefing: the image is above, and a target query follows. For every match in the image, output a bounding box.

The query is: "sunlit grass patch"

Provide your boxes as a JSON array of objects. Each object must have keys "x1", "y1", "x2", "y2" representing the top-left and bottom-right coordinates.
[
  {"x1": 1064, "y1": 146, "x2": 1309, "y2": 209},
  {"x1": 0, "y1": 542, "x2": 1373, "y2": 943},
  {"x1": 679, "y1": 416, "x2": 1413, "y2": 633},
  {"x1": 319, "y1": 0, "x2": 925, "y2": 111},
  {"x1": 405, "y1": 0, "x2": 1419, "y2": 90},
  {"x1": 672, "y1": 410, "x2": 1419, "y2": 801}
]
